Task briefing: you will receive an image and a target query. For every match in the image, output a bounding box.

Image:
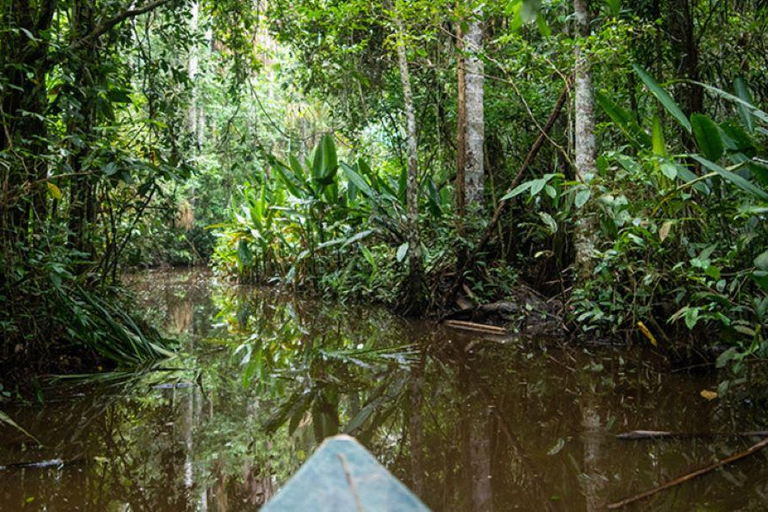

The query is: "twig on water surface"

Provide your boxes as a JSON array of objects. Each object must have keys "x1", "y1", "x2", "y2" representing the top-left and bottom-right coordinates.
[
  {"x1": 608, "y1": 436, "x2": 768, "y2": 509},
  {"x1": 616, "y1": 430, "x2": 768, "y2": 440}
]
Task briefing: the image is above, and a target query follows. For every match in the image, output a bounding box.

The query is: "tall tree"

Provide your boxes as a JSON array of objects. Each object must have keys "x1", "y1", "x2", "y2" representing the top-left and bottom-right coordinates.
[
  {"x1": 573, "y1": 0, "x2": 597, "y2": 279},
  {"x1": 393, "y1": 3, "x2": 423, "y2": 310},
  {"x1": 456, "y1": 6, "x2": 485, "y2": 210},
  {"x1": 668, "y1": 0, "x2": 702, "y2": 118}
]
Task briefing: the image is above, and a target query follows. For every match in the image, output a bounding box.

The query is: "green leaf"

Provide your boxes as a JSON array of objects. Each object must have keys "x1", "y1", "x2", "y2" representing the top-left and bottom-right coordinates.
[
  {"x1": 340, "y1": 161, "x2": 374, "y2": 199},
  {"x1": 674, "y1": 163, "x2": 709, "y2": 194},
  {"x1": 539, "y1": 212, "x2": 557, "y2": 234},
  {"x1": 501, "y1": 181, "x2": 534, "y2": 200},
  {"x1": 633, "y1": 65, "x2": 692, "y2": 133},
  {"x1": 536, "y1": 14, "x2": 551, "y2": 37},
  {"x1": 692, "y1": 155, "x2": 768, "y2": 201},
  {"x1": 691, "y1": 114, "x2": 724, "y2": 161},
  {"x1": 595, "y1": 90, "x2": 652, "y2": 148},
  {"x1": 694, "y1": 81, "x2": 768, "y2": 125},
  {"x1": 734, "y1": 77, "x2": 755, "y2": 133},
  {"x1": 660, "y1": 162, "x2": 678, "y2": 180},
  {"x1": 651, "y1": 117, "x2": 666, "y2": 156},
  {"x1": 396, "y1": 242, "x2": 409, "y2": 263},
  {"x1": 575, "y1": 188, "x2": 590, "y2": 208},
  {"x1": 755, "y1": 249, "x2": 768, "y2": 270}
]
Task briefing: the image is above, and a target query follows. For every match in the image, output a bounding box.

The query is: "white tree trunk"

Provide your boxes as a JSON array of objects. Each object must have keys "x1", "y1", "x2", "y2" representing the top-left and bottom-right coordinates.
[
  {"x1": 574, "y1": 0, "x2": 597, "y2": 278},
  {"x1": 188, "y1": 2, "x2": 200, "y2": 149},
  {"x1": 395, "y1": 13, "x2": 422, "y2": 307},
  {"x1": 463, "y1": 13, "x2": 485, "y2": 209}
]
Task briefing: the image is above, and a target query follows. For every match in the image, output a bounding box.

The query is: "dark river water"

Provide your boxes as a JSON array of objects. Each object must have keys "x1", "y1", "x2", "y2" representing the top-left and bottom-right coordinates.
[{"x1": 2, "y1": 270, "x2": 768, "y2": 511}]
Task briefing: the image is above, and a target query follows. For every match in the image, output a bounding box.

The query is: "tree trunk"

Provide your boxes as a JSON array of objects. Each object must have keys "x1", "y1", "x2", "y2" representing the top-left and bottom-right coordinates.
[
  {"x1": 463, "y1": 13, "x2": 485, "y2": 209},
  {"x1": 456, "y1": 22, "x2": 467, "y2": 219},
  {"x1": 573, "y1": 0, "x2": 597, "y2": 280},
  {"x1": 394, "y1": 13, "x2": 423, "y2": 311},
  {"x1": 668, "y1": 0, "x2": 702, "y2": 118}
]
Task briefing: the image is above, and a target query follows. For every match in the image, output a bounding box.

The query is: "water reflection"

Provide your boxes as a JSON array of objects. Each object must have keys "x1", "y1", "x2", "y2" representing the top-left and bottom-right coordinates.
[{"x1": 2, "y1": 270, "x2": 768, "y2": 511}]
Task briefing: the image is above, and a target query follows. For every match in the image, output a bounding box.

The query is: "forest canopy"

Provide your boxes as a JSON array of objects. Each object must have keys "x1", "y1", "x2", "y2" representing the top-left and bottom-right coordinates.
[{"x1": 2, "y1": 0, "x2": 768, "y2": 383}]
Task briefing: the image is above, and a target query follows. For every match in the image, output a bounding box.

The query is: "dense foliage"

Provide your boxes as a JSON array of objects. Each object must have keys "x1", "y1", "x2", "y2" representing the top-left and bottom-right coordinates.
[{"x1": 2, "y1": 0, "x2": 768, "y2": 382}]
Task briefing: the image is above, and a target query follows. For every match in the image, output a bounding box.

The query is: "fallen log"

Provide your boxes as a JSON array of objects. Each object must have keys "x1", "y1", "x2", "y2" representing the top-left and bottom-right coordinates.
[
  {"x1": 616, "y1": 430, "x2": 768, "y2": 440},
  {"x1": 608, "y1": 435, "x2": 768, "y2": 509},
  {"x1": 443, "y1": 320, "x2": 508, "y2": 335}
]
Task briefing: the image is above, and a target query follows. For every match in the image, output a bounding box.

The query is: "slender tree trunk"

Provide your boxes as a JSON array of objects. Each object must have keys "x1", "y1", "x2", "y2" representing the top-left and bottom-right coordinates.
[
  {"x1": 668, "y1": 0, "x2": 702, "y2": 118},
  {"x1": 188, "y1": 1, "x2": 200, "y2": 150},
  {"x1": 463, "y1": 13, "x2": 485, "y2": 209},
  {"x1": 573, "y1": 0, "x2": 597, "y2": 279},
  {"x1": 394, "y1": 12, "x2": 423, "y2": 311},
  {"x1": 456, "y1": 22, "x2": 467, "y2": 219}
]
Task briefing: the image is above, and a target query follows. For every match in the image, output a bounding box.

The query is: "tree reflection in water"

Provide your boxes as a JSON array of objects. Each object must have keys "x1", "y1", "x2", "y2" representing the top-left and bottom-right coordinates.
[{"x1": 2, "y1": 270, "x2": 768, "y2": 511}]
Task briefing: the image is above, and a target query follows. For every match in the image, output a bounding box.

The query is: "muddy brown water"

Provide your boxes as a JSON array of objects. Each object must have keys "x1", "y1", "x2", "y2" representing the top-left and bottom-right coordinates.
[{"x1": 2, "y1": 270, "x2": 768, "y2": 511}]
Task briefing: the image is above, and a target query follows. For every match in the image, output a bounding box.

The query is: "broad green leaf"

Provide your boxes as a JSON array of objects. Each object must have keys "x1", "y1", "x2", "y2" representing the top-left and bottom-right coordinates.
[
  {"x1": 734, "y1": 77, "x2": 755, "y2": 133},
  {"x1": 660, "y1": 162, "x2": 678, "y2": 180},
  {"x1": 691, "y1": 114, "x2": 724, "y2": 161},
  {"x1": 755, "y1": 249, "x2": 768, "y2": 270},
  {"x1": 595, "y1": 90, "x2": 652, "y2": 148},
  {"x1": 340, "y1": 162, "x2": 375, "y2": 199},
  {"x1": 575, "y1": 188, "x2": 590, "y2": 208},
  {"x1": 530, "y1": 178, "x2": 547, "y2": 196},
  {"x1": 674, "y1": 163, "x2": 710, "y2": 194},
  {"x1": 633, "y1": 65, "x2": 692, "y2": 133},
  {"x1": 695, "y1": 81, "x2": 768, "y2": 125},
  {"x1": 501, "y1": 181, "x2": 534, "y2": 200},
  {"x1": 692, "y1": 155, "x2": 768, "y2": 201}
]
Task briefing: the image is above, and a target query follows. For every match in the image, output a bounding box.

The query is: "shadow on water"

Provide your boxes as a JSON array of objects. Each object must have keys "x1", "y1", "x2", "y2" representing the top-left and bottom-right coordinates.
[{"x1": 2, "y1": 269, "x2": 768, "y2": 510}]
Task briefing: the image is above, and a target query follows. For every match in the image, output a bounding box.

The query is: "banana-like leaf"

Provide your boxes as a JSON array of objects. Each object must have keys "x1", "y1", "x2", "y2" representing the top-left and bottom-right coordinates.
[
  {"x1": 693, "y1": 81, "x2": 768, "y2": 125},
  {"x1": 340, "y1": 161, "x2": 375, "y2": 199},
  {"x1": 595, "y1": 90, "x2": 652, "y2": 148},
  {"x1": 734, "y1": 77, "x2": 755, "y2": 133},
  {"x1": 633, "y1": 65, "x2": 692, "y2": 133},
  {"x1": 691, "y1": 114, "x2": 724, "y2": 161},
  {"x1": 692, "y1": 155, "x2": 768, "y2": 200}
]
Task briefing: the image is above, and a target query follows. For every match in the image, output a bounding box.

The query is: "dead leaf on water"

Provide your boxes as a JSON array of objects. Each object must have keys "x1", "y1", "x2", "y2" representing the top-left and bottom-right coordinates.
[{"x1": 700, "y1": 390, "x2": 718, "y2": 401}]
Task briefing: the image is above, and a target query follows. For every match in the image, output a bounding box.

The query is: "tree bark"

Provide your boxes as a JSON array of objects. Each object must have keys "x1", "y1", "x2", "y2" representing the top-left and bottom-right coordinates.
[
  {"x1": 456, "y1": 22, "x2": 467, "y2": 219},
  {"x1": 668, "y1": 0, "x2": 703, "y2": 118},
  {"x1": 463, "y1": 12, "x2": 485, "y2": 209},
  {"x1": 394, "y1": 11, "x2": 423, "y2": 312},
  {"x1": 573, "y1": 0, "x2": 597, "y2": 280}
]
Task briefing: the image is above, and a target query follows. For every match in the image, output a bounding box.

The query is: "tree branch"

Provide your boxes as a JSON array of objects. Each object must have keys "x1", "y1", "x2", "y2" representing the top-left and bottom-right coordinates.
[{"x1": 71, "y1": 0, "x2": 174, "y2": 51}]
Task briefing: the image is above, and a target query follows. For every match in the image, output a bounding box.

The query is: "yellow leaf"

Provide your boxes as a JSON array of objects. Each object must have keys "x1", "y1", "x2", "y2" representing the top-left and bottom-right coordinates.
[
  {"x1": 660, "y1": 221, "x2": 672, "y2": 242},
  {"x1": 700, "y1": 390, "x2": 718, "y2": 401},
  {"x1": 637, "y1": 321, "x2": 657, "y2": 347},
  {"x1": 46, "y1": 182, "x2": 62, "y2": 200}
]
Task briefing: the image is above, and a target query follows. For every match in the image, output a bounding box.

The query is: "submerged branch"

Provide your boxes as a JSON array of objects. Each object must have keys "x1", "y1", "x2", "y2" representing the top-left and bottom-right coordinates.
[{"x1": 608, "y1": 436, "x2": 768, "y2": 509}]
